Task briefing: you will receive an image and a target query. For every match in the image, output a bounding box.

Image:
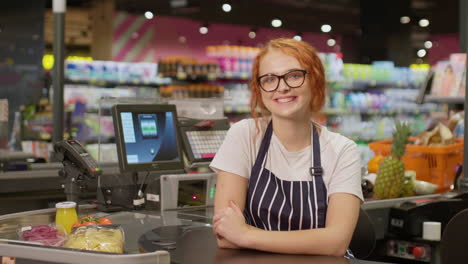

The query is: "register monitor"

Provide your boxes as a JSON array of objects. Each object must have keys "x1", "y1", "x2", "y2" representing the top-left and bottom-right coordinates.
[{"x1": 112, "y1": 104, "x2": 184, "y2": 173}]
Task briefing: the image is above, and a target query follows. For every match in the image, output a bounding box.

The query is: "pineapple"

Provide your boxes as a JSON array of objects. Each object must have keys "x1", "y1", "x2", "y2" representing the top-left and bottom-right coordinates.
[
  {"x1": 401, "y1": 171, "x2": 416, "y2": 197},
  {"x1": 374, "y1": 122, "x2": 411, "y2": 199}
]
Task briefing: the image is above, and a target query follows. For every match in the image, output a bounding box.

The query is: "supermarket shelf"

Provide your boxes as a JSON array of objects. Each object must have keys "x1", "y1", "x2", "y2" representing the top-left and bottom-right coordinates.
[
  {"x1": 217, "y1": 72, "x2": 251, "y2": 80},
  {"x1": 424, "y1": 96, "x2": 465, "y2": 104},
  {"x1": 224, "y1": 106, "x2": 250, "y2": 114},
  {"x1": 65, "y1": 78, "x2": 171, "y2": 87},
  {"x1": 322, "y1": 108, "x2": 431, "y2": 115},
  {"x1": 328, "y1": 80, "x2": 418, "y2": 91}
]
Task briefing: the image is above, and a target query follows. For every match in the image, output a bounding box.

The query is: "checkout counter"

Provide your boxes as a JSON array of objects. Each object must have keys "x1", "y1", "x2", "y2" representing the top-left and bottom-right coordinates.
[{"x1": 0, "y1": 103, "x2": 466, "y2": 264}]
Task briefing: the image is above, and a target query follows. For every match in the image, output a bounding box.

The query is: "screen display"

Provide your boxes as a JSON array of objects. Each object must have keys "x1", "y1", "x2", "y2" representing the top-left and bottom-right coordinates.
[
  {"x1": 120, "y1": 111, "x2": 180, "y2": 164},
  {"x1": 139, "y1": 114, "x2": 158, "y2": 138},
  {"x1": 177, "y1": 180, "x2": 207, "y2": 207}
]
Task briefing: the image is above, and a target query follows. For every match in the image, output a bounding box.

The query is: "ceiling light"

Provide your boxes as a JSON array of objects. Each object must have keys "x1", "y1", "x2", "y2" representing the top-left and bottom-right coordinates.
[
  {"x1": 419, "y1": 19, "x2": 430, "y2": 27},
  {"x1": 400, "y1": 16, "x2": 410, "y2": 24},
  {"x1": 144, "y1": 11, "x2": 154, "y2": 20},
  {"x1": 271, "y1": 19, "x2": 282, "y2": 28},
  {"x1": 178, "y1": 36, "x2": 186, "y2": 43},
  {"x1": 417, "y1": 49, "x2": 427, "y2": 58},
  {"x1": 222, "y1": 3, "x2": 232, "y2": 12},
  {"x1": 199, "y1": 26, "x2": 208, "y2": 34},
  {"x1": 321, "y1": 24, "x2": 332, "y2": 33},
  {"x1": 327, "y1": 38, "x2": 336, "y2": 46},
  {"x1": 424, "y1": 41, "x2": 433, "y2": 49},
  {"x1": 248, "y1": 31, "x2": 256, "y2": 39},
  {"x1": 293, "y1": 35, "x2": 302, "y2": 41}
]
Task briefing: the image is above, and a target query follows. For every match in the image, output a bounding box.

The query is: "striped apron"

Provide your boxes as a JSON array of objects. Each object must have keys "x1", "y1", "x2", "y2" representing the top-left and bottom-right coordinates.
[{"x1": 244, "y1": 121, "x2": 353, "y2": 258}]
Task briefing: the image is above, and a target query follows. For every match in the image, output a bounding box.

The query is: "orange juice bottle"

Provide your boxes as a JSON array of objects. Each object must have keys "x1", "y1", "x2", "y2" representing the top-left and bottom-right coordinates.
[{"x1": 55, "y1": 201, "x2": 78, "y2": 235}]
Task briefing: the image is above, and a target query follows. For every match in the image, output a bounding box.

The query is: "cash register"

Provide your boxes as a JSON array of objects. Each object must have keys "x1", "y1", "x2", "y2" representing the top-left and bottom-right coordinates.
[
  {"x1": 384, "y1": 192, "x2": 468, "y2": 263},
  {"x1": 108, "y1": 103, "x2": 220, "y2": 212}
]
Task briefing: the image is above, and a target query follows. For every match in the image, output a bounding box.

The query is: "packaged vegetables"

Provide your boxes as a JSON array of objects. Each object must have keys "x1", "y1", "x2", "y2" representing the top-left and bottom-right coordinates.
[{"x1": 18, "y1": 215, "x2": 124, "y2": 254}]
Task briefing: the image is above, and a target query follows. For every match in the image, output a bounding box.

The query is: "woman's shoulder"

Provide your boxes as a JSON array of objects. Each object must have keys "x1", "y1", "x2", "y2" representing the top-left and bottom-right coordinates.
[
  {"x1": 230, "y1": 118, "x2": 267, "y2": 133},
  {"x1": 320, "y1": 125, "x2": 357, "y2": 152}
]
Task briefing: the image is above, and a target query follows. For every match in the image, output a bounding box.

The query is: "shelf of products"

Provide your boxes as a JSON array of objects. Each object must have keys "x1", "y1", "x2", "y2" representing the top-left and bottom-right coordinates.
[
  {"x1": 65, "y1": 78, "x2": 170, "y2": 87},
  {"x1": 424, "y1": 95, "x2": 465, "y2": 104},
  {"x1": 323, "y1": 108, "x2": 432, "y2": 116}
]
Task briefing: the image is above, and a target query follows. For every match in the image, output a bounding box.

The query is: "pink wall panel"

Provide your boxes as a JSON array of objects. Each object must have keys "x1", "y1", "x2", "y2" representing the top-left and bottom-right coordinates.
[
  {"x1": 113, "y1": 12, "x2": 339, "y2": 62},
  {"x1": 427, "y1": 34, "x2": 460, "y2": 65}
]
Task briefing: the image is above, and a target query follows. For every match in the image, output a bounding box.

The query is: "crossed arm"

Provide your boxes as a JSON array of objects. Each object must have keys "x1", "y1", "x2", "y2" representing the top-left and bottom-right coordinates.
[{"x1": 213, "y1": 170, "x2": 361, "y2": 257}]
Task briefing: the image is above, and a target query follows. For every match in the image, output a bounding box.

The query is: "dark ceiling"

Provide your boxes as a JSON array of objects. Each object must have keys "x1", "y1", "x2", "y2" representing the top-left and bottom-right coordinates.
[
  {"x1": 48, "y1": 0, "x2": 461, "y2": 64},
  {"x1": 58, "y1": 0, "x2": 459, "y2": 37}
]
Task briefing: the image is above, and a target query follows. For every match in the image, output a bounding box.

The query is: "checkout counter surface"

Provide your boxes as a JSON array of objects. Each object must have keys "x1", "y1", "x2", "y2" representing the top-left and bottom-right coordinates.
[{"x1": 0, "y1": 205, "x2": 392, "y2": 264}]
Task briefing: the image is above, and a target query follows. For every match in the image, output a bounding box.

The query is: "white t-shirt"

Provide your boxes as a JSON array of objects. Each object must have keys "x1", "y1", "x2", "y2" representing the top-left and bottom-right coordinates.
[{"x1": 210, "y1": 118, "x2": 364, "y2": 201}]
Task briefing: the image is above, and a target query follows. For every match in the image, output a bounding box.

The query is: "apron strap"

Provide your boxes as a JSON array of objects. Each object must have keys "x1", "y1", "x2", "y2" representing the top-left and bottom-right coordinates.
[
  {"x1": 310, "y1": 125, "x2": 323, "y2": 177},
  {"x1": 251, "y1": 121, "x2": 273, "y2": 175}
]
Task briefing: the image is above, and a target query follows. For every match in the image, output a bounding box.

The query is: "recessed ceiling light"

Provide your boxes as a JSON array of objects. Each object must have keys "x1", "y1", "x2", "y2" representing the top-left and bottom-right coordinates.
[
  {"x1": 417, "y1": 49, "x2": 427, "y2": 57},
  {"x1": 419, "y1": 19, "x2": 429, "y2": 27},
  {"x1": 424, "y1": 41, "x2": 433, "y2": 49},
  {"x1": 144, "y1": 11, "x2": 154, "y2": 20},
  {"x1": 222, "y1": 3, "x2": 232, "y2": 12},
  {"x1": 293, "y1": 35, "x2": 302, "y2": 41},
  {"x1": 199, "y1": 26, "x2": 208, "y2": 34},
  {"x1": 271, "y1": 19, "x2": 282, "y2": 28},
  {"x1": 327, "y1": 39, "x2": 336, "y2": 46},
  {"x1": 400, "y1": 16, "x2": 410, "y2": 24},
  {"x1": 321, "y1": 24, "x2": 332, "y2": 33},
  {"x1": 248, "y1": 31, "x2": 256, "y2": 39}
]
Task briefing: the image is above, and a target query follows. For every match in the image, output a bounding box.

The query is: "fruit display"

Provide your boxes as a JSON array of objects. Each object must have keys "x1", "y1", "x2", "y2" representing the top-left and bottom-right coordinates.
[
  {"x1": 367, "y1": 155, "x2": 384, "y2": 173},
  {"x1": 71, "y1": 216, "x2": 113, "y2": 229},
  {"x1": 374, "y1": 122, "x2": 411, "y2": 199}
]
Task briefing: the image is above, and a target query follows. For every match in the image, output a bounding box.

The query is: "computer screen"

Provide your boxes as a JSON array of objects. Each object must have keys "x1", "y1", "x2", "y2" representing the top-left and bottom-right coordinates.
[{"x1": 112, "y1": 104, "x2": 184, "y2": 172}]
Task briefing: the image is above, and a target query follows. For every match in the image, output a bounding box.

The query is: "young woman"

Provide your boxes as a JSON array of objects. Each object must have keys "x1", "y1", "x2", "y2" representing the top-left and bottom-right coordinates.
[{"x1": 210, "y1": 38, "x2": 363, "y2": 257}]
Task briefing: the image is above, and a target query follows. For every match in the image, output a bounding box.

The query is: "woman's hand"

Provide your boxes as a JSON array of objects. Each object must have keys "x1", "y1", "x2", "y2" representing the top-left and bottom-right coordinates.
[
  {"x1": 213, "y1": 200, "x2": 251, "y2": 248},
  {"x1": 216, "y1": 235, "x2": 240, "y2": 249}
]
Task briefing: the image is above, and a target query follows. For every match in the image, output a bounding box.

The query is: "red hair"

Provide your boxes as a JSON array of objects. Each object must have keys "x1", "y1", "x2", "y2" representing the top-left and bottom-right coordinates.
[{"x1": 250, "y1": 38, "x2": 326, "y2": 121}]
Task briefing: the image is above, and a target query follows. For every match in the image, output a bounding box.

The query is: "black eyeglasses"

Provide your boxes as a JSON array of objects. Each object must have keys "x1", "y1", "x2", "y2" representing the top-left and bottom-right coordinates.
[{"x1": 257, "y1": 69, "x2": 307, "y2": 92}]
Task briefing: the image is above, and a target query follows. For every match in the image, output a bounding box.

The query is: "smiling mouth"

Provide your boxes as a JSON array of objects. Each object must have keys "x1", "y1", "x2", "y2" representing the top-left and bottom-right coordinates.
[{"x1": 275, "y1": 96, "x2": 297, "y2": 103}]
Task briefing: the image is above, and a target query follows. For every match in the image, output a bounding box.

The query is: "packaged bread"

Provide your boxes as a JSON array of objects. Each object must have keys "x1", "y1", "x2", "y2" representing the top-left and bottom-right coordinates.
[
  {"x1": 417, "y1": 122, "x2": 455, "y2": 146},
  {"x1": 65, "y1": 225, "x2": 125, "y2": 253}
]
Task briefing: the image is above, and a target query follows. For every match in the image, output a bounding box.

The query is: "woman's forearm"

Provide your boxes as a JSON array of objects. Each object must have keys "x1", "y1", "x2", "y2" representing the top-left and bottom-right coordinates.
[{"x1": 243, "y1": 226, "x2": 349, "y2": 256}]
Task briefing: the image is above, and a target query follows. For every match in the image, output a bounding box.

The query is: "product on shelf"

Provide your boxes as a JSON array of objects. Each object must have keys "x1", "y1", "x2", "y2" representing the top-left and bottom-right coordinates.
[
  {"x1": 159, "y1": 84, "x2": 224, "y2": 98},
  {"x1": 431, "y1": 53, "x2": 466, "y2": 97},
  {"x1": 158, "y1": 56, "x2": 220, "y2": 80},
  {"x1": 327, "y1": 89, "x2": 439, "y2": 113},
  {"x1": 340, "y1": 62, "x2": 429, "y2": 86},
  {"x1": 206, "y1": 45, "x2": 259, "y2": 76},
  {"x1": 318, "y1": 52, "x2": 344, "y2": 82},
  {"x1": 66, "y1": 60, "x2": 163, "y2": 84},
  {"x1": 223, "y1": 83, "x2": 251, "y2": 113}
]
